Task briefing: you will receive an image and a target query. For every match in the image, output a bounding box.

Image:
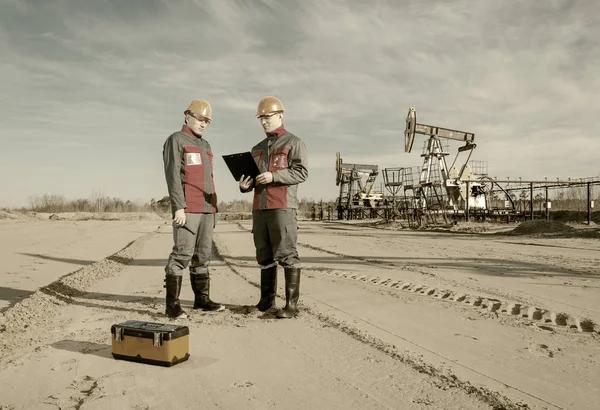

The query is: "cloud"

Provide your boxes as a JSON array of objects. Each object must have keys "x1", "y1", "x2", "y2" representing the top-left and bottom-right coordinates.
[{"x1": 0, "y1": 0, "x2": 599, "y2": 207}]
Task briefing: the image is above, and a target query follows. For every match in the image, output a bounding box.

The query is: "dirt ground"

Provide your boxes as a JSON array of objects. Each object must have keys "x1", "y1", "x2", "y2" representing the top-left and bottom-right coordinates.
[{"x1": 1, "y1": 212, "x2": 599, "y2": 409}]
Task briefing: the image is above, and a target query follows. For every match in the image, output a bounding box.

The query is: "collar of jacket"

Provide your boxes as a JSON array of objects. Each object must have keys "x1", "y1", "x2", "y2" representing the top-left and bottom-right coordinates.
[
  {"x1": 181, "y1": 124, "x2": 202, "y2": 139},
  {"x1": 266, "y1": 124, "x2": 286, "y2": 138}
]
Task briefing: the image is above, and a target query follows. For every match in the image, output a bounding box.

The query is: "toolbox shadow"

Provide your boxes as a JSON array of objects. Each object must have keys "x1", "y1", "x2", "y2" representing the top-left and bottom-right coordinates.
[{"x1": 50, "y1": 339, "x2": 113, "y2": 360}]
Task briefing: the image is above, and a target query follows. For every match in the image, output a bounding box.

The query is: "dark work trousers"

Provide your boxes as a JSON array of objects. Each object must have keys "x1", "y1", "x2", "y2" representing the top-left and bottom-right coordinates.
[
  {"x1": 252, "y1": 208, "x2": 300, "y2": 269},
  {"x1": 165, "y1": 212, "x2": 215, "y2": 277}
]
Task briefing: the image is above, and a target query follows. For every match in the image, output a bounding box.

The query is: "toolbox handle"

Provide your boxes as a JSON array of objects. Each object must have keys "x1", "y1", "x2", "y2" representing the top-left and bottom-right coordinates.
[
  {"x1": 113, "y1": 326, "x2": 163, "y2": 347},
  {"x1": 111, "y1": 321, "x2": 190, "y2": 342}
]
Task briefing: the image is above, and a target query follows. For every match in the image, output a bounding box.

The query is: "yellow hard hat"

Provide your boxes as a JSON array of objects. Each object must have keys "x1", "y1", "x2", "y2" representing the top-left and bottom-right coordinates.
[
  {"x1": 256, "y1": 96, "x2": 284, "y2": 117},
  {"x1": 184, "y1": 100, "x2": 212, "y2": 121}
]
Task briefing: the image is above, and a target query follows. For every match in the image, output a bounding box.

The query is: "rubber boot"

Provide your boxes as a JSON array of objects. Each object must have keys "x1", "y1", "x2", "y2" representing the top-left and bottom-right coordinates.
[
  {"x1": 255, "y1": 266, "x2": 277, "y2": 312},
  {"x1": 190, "y1": 273, "x2": 225, "y2": 312},
  {"x1": 276, "y1": 267, "x2": 301, "y2": 319},
  {"x1": 165, "y1": 275, "x2": 187, "y2": 319}
]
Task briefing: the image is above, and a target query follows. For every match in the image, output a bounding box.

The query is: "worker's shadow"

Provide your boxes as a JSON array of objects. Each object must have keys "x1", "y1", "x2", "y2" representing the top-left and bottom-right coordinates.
[{"x1": 225, "y1": 303, "x2": 278, "y2": 319}]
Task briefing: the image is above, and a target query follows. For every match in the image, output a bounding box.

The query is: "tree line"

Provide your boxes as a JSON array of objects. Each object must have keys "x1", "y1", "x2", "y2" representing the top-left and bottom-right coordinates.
[{"x1": 13, "y1": 193, "x2": 321, "y2": 216}]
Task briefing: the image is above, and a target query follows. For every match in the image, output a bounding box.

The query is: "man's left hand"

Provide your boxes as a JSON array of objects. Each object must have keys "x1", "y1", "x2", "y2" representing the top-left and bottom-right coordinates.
[{"x1": 255, "y1": 172, "x2": 273, "y2": 185}]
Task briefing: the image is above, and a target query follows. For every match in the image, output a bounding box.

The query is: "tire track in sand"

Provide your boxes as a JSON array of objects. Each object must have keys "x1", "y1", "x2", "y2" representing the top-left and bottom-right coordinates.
[
  {"x1": 212, "y1": 237, "x2": 531, "y2": 410},
  {"x1": 234, "y1": 221, "x2": 598, "y2": 335},
  {"x1": 0, "y1": 229, "x2": 156, "y2": 365}
]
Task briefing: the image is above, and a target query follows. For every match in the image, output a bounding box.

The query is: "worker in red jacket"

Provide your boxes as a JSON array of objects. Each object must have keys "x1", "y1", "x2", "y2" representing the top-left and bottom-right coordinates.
[
  {"x1": 239, "y1": 96, "x2": 308, "y2": 318},
  {"x1": 162, "y1": 100, "x2": 224, "y2": 319}
]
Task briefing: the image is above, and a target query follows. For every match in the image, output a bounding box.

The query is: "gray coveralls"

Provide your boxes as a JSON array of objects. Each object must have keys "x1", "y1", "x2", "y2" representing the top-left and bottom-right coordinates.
[
  {"x1": 252, "y1": 208, "x2": 298, "y2": 269},
  {"x1": 241, "y1": 124, "x2": 308, "y2": 318},
  {"x1": 243, "y1": 125, "x2": 308, "y2": 267},
  {"x1": 163, "y1": 125, "x2": 218, "y2": 277},
  {"x1": 166, "y1": 213, "x2": 215, "y2": 276}
]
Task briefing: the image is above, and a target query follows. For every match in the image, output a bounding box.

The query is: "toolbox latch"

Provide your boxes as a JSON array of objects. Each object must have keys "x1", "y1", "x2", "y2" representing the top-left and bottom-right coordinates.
[
  {"x1": 153, "y1": 332, "x2": 163, "y2": 347},
  {"x1": 114, "y1": 326, "x2": 124, "y2": 341}
]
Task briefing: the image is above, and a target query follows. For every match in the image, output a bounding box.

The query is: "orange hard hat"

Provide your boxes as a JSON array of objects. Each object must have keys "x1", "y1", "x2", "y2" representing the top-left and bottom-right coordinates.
[
  {"x1": 256, "y1": 96, "x2": 284, "y2": 117},
  {"x1": 184, "y1": 100, "x2": 212, "y2": 121}
]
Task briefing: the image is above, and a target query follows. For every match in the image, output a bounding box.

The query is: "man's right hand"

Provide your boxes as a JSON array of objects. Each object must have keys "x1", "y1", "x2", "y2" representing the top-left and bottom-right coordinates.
[
  {"x1": 239, "y1": 174, "x2": 253, "y2": 190},
  {"x1": 173, "y1": 209, "x2": 186, "y2": 226}
]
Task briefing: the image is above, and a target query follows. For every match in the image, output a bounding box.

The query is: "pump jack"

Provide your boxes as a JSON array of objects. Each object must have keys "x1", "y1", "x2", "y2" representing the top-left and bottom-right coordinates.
[
  {"x1": 335, "y1": 152, "x2": 382, "y2": 219},
  {"x1": 403, "y1": 107, "x2": 488, "y2": 214}
]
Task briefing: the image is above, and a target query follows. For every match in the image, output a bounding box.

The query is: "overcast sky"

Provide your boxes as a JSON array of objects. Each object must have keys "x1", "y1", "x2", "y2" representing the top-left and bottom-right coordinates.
[{"x1": 1, "y1": 0, "x2": 598, "y2": 208}]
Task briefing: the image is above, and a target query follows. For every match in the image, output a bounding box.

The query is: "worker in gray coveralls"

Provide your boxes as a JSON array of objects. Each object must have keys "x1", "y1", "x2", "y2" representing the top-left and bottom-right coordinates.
[
  {"x1": 238, "y1": 96, "x2": 308, "y2": 319},
  {"x1": 162, "y1": 99, "x2": 225, "y2": 319}
]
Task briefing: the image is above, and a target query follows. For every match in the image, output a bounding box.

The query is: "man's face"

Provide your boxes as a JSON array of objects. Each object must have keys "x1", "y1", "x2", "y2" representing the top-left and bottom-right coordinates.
[
  {"x1": 186, "y1": 113, "x2": 210, "y2": 135},
  {"x1": 258, "y1": 112, "x2": 283, "y2": 133}
]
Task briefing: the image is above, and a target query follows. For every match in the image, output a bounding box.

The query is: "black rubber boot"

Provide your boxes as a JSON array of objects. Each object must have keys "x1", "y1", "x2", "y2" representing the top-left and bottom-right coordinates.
[
  {"x1": 255, "y1": 266, "x2": 277, "y2": 312},
  {"x1": 190, "y1": 273, "x2": 225, "y2": 312},
  {"x1": 165, "y1": 275, "x2": 187, "y2": 319},
  {"x1": 276, "y1": 267, "x2": 301, "y2": 319}
]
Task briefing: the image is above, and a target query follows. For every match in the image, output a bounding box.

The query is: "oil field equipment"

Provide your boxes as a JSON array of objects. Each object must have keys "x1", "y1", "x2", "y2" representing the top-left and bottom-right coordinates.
[
  {"x1": 403, "y1": 106, "x2": 488, "y2": 212},
  {"x1": 335, "y1": 152, "x2": 386, "y2": 220}
]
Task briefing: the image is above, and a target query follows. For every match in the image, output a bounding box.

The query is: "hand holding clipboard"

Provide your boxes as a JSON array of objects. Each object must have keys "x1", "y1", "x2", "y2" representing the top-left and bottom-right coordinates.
[
  {"x1": 222, "y1": 152, "x2": 261, "y2": 188},
  {"x1": 239, "y1": 175, "x2": 253, "y2": 190}
]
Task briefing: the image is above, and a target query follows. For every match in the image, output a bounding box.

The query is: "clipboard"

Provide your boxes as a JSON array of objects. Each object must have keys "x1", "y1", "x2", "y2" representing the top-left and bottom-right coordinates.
[{"x1": 222, "y1": 151, "x2": 261, "y2": 182}]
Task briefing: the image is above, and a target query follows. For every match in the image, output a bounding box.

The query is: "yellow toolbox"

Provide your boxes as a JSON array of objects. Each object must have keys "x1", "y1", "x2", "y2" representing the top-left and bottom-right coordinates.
[{"x1": 111, "y1": 320, "x2": 190, "y2": 367}]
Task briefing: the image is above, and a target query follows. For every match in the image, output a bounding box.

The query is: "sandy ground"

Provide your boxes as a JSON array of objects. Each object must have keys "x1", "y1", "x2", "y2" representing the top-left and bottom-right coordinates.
[
  {"x1": 1, "y1": 214, "x2": 599, "y2": 409},
  {"x1": 0, "y1": 216, "x2": 164, "y2": 312}
]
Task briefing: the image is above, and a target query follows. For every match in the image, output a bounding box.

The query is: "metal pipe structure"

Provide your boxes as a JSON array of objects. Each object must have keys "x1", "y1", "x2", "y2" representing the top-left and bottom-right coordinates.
[
  {"x1": 466, "y1": 181, "x2": 470, "y2": 222},
  {"x1": 529, "y1": 183, "x2": 534, "y2": 221},
  {"x1": 588, "y1": 182, "x2": 592, "y2": 225},
  {"x1": 463, "y1": 179, "x2": 599, "y2": 185},
  {"x1": 545, "y1": 185, "x2": 549, "y2": 221}
]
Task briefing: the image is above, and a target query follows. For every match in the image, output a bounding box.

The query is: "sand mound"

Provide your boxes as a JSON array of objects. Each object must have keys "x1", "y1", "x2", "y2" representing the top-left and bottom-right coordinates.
[
  {"x1": 449, "y1": 221, "x2": 515, "y2": 234},
  {"x1": 0, "y1": 210, "x2": 20, "y2": 220},
  {"x1": 503, "y1": 220, "x2": 576, "y2": 236}
]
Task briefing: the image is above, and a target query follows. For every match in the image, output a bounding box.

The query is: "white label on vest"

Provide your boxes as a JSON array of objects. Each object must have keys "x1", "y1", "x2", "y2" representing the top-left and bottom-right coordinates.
[{"x1": 186, "y1": 153, "x2": 202, "y2": 165}]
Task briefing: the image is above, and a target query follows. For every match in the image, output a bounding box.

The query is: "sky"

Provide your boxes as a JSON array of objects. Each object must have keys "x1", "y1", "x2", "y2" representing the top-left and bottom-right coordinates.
[{"x1": 1, "y1": 0, "x2": 599, "y2": 208}]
